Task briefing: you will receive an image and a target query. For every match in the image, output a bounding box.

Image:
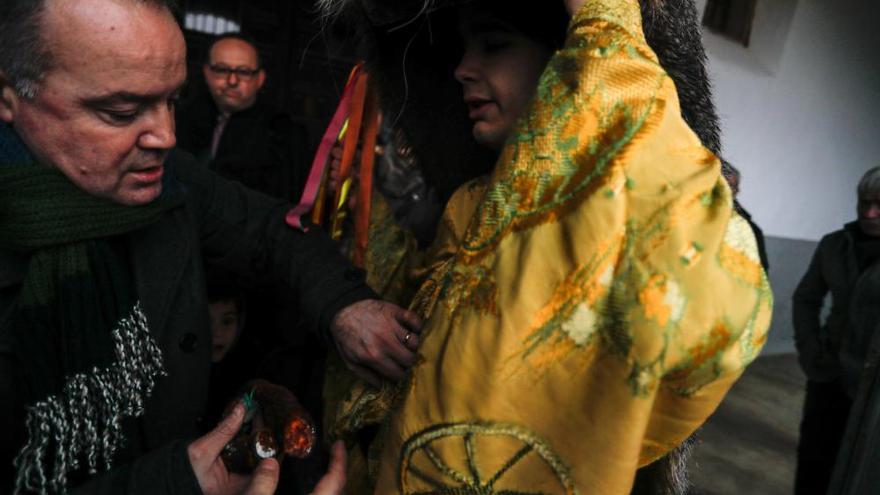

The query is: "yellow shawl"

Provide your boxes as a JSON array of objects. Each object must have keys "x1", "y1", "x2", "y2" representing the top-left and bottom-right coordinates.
[{"x1": 341, "y1": 0, "x2": 772, "y2": 492}]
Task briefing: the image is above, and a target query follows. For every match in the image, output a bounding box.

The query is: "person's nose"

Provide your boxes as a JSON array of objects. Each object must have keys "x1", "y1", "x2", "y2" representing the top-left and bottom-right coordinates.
[
  {"x1": 454, "y1": 49, "x2": 480, "y2": 85},
  {"x1": 139, "y1": 104, "x2": 177, "y2": 151},
  {"x1": 867, "y1": 204, "x2": 880, "y2": 219},
  {"x1": 226, "y1": 72, "x2": 240, "y2": 87}
]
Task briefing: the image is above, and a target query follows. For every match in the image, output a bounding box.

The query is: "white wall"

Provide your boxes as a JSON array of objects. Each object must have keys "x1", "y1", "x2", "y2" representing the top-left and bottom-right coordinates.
[{"x1": 695, "y1": 0, "x2": 880, "y2": 241}]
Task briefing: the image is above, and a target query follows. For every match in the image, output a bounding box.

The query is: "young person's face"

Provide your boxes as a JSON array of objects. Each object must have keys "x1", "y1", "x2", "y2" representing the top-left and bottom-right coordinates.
[
  {"x1": 454, "y1": 11, "x2": 553, "y2": 150},
  {"x1": 209, "y1": 299, "x2": 241, "y2": 363}
]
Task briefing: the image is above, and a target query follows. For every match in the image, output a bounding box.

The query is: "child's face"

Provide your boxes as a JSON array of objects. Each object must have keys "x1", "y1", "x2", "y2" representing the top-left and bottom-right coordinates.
[
  {"x1": 454, "y1": 11, "x2": 553, "y2": 150},
  {"x1": 209, "y1": 299, "x2": 241, "y2": 363}
]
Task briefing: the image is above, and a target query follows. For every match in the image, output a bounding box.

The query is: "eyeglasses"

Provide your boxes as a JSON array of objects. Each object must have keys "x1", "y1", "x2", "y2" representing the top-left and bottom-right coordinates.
[{"x1": 207, "y1": 64, "x2": 260, "y2": 80}]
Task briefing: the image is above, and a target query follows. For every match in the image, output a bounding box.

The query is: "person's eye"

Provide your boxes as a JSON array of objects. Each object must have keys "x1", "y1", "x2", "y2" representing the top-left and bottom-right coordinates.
[
  {"x1": 100, "y1": 108, "x2": 139, "y2": 124},
  {"x1": 222, "y1": 316, "x2": 237, "y2": 326},
  {"x1": 482, "y1": 35, "x2": 512, "y2": 53}
]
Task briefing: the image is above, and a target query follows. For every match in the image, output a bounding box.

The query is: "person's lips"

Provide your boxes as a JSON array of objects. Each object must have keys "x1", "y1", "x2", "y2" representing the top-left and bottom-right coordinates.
[
  {"x1": 130, "y1": 164, "x2": 164, "y2": 184},
  {"x1": 465, "y1": 96, "x2": 495, "y2": 120}
]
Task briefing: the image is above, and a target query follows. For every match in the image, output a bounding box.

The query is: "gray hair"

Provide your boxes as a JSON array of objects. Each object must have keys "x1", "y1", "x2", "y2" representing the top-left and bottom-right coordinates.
[
  {"x1": 858, "y1": 166, "x2": 880, "y2": 198},
  {"x1": 0, "y1": 0, "x2": 49, "y2": 98},
  {"x1": 0, "y1": 0, "x2": 177, "y2": 99}
]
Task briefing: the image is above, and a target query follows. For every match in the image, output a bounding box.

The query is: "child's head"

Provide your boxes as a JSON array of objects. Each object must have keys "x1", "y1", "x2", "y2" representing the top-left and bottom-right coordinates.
[
  {"x1": 206, "y1": 271, "x2": 246, "y2": 363},
  {"x1": 454, "y1": 1, "x2": 569, "y2": 150}
]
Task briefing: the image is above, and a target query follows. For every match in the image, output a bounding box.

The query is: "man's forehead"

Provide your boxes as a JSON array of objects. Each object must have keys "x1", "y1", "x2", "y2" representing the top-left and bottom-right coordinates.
[
  {"x1": 46, "y1": 0, "x2": 184, "y2": 67},
  {"x1": 42, "y1": 0, "x2": 186, "y2": 95},
  {"x1": 209, "y1": 39, "x2": 259, "y2": 66}
]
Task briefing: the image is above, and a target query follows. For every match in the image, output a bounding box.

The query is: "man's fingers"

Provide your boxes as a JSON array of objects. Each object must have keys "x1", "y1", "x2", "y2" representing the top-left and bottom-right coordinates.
[
  {"x1": 393, "y1": 308, "x2": 423, "y2": 334},
  {"x1": 397, "y1": 326, "x2": 421, "y2": 351},
  {"x1": 370, "y1": 326, "x2": 415, "y2": 375},
  {"x1": 384, "y1": 333, "x2": 418, "y2": 369},
  {"x1": 311, "y1": 441, "x2": 347, "y2": 495},
  {"x1": 192, "y1": 403, "x2": 245, "y2": 460},
  {"x1": 246, "y1": 458, "x2": 280, "y2": 495},
  {"x1": 370, "y1": 354, "x2": 407, "y2": 382},
  {"x1": 348, "y1": 362, "x2": 383, "y2": 387},
  {"x1": 374, "y1": 351, "x2": 409, "y2": 381},
  {"x1": 328, "y1": 441, "x2": 347, "y2": 476}
]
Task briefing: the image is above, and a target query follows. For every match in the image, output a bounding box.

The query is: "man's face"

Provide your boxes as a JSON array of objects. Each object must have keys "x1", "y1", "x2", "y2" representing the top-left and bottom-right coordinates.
[
  {"x1": 209, "y1": 299, "x2": 242, "y2": 363},
  {"x1": 858, "y1": 192, "x2": 880, "y2": 237},
  {"x1": 203, "y1": 39, "x2": 265, "y2": 116},
  {"x1": 454, "y1": 11, "x2": 553, "y2": 150},
  {"x1": 0, "y1": 0, "x2": 186, "y2": 206}
]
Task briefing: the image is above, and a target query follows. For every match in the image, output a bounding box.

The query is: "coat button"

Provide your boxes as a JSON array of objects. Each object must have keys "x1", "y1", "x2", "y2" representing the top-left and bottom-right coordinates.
[
  {"x1": 179, "y1": 333, "x2": 198, "y2": 353},
  {"x1": 344, "y1": 268, "x2": 363, "y2": 282}
]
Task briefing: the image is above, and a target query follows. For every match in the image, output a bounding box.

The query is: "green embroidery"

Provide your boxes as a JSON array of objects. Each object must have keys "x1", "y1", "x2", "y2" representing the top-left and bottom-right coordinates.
[
  {"x1": 458, "y1": 34, "x2": 666, "y2": 255},
  {"x1": 399, "y1": 422, "x2": 578, "y2": 495}
]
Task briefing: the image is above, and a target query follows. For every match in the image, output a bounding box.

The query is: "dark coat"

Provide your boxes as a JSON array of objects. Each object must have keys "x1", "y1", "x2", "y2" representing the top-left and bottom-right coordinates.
[
  {"x1": 175, "y1": 87, "x2": 310, "y2": 203},
  {"x1": 0, "y1": 150, "x2": 374, "y2": 493},
  {"x1": 793, "y1": 222, "x2": 880, "y2": 394}
]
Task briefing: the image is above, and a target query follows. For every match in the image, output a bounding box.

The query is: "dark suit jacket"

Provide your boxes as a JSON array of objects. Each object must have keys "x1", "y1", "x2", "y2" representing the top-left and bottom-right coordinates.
[
  {"x1": 175, "y1": 88, "x2": 310, "y2": 203},
  {"x1": 0, "y1": 150, "x2": 373, "y2": 493}
]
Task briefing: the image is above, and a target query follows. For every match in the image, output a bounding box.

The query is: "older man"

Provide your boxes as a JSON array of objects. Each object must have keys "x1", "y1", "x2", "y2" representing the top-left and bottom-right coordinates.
[
  {"x1": 793, "y1": 166, "x2": 880, "y2": 494},
  {"x1": 176, "y1": 34, "x2": 308, "y2": 200},
  {"x1": 0, "y1": 0, "x2": 421, "y2": 493}
]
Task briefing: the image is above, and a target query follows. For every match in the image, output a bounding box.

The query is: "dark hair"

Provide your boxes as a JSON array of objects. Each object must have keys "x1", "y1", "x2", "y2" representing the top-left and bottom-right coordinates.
[
  {"x1": 0, "y1": 1, "x2": 50, "y2": 98},
  {"x1": 207, "y1": 33, "x2": 263, "y2": 69},
  {"x1": 464, "y1": 0, "x2": 570, "y2": 50},
  {"x1": 205, "y1": 269, "x2": 246, "y2": 312},
  {"x1": 0, "y1": 0, "x2": 177, "y2": 98}
]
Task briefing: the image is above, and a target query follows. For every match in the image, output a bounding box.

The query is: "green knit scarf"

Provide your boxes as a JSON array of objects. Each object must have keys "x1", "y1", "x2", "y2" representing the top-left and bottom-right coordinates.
[{"x1": 0, "y1": 123, "x2": 181, "y2": 493}]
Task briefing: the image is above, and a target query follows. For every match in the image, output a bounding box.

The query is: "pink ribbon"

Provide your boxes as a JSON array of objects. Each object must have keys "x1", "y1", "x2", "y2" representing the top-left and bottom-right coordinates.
[{"x1": 286, "y1": 65, "x2": 362, "y2": 231}]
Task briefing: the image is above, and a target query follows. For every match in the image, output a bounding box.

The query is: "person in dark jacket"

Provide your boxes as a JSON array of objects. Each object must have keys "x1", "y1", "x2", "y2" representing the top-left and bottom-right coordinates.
[
  {"x1": 0, "y1": 0, "x2": 422, "y2": 493},
  {"x1": 175, "y1": 34, "x2": 309, "y2": 202},
  {"x1": 792, "y1": 165, "x2": 880, "y2": 494},
  {"x1": 176, "y1": 34, "x2": 324, "y2": 441}
]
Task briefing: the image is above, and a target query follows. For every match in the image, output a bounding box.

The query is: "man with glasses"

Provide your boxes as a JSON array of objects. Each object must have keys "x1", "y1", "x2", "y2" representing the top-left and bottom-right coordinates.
[
  {"x1": 176, "y1": 34, "x2": 308, "y2": 201},
  {"x1": 176, "y1": 34, "x2": 338, "y2": 487}
]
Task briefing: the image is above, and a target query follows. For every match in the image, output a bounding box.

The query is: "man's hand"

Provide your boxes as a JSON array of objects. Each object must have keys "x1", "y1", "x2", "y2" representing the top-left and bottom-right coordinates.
[
  {"x1": 311, "y1": 441, "x2": 347, "y2": 495},
  {"x1": 330, "y1": 299, "x2": 423, "y2": 386},
  {"x1": 188, "y1": 404, "x2": 280, "y2": 495}
]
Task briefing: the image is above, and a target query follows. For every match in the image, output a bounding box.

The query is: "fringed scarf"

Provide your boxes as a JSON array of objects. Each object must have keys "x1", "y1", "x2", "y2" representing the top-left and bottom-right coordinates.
[{"x1": 0, "y1": 123, "x2": 179, "y2": 493}]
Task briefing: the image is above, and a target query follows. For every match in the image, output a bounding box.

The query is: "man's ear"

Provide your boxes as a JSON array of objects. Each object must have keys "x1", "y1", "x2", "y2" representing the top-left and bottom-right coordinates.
[
  {"x1": 255, "y1": 69, "x2": 266, "y2": 91},
  {"x1": 202, "y1": 63, "x2": 212, "y2": 82},
  {"x1": 0, "y1": 72, "x2": 20, "y2": 123}
]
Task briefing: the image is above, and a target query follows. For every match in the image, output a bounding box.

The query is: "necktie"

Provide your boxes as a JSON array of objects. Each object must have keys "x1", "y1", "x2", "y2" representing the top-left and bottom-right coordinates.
[{"x1": 210, "y1": 114, "x2": 229, "y2": 159}]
